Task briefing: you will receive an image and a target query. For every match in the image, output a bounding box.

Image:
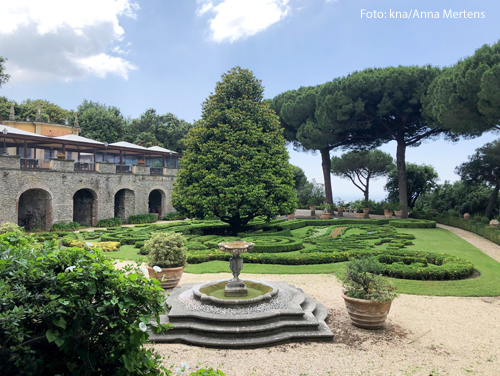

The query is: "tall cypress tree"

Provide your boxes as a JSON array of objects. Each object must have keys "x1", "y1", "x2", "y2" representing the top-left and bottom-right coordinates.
[{"x1": 171, "y1": 67, "x2": 297, "y2": 234}]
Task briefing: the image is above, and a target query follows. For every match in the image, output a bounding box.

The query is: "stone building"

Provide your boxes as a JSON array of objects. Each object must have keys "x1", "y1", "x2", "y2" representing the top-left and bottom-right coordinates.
[{"x1": 0, "y1": 123, "x2": 181, "y2": 230}]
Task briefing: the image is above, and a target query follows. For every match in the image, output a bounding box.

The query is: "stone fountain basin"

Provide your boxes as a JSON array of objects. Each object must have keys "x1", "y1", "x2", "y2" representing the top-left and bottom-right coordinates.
[
  {"x1": 218, "y1": 241, "x2": 254, "y2": 255},
  {"x1": 193, "y1": 279, "x2": 278, "y2": 306}
]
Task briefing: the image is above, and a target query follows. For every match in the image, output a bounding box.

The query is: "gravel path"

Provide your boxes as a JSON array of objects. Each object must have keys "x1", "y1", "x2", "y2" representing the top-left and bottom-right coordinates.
[{"x1": 116, "y1": 225, "x2": 500, "y2": 376}]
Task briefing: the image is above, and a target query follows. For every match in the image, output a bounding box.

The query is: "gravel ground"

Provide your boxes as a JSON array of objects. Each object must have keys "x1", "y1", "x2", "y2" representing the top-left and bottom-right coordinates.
[{"x1": 115, "y1": 225, "x2": 500, "y2": 376}]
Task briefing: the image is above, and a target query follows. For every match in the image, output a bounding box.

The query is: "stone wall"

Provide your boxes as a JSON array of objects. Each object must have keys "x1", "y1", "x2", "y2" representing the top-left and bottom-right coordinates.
[{"x1": 0, "y1": 155, "x2": 178, "y2": 228}]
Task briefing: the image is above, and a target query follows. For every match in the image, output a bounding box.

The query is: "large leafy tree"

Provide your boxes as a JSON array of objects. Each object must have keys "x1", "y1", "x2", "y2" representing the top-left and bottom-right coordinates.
[
  {"x1": 425, "y1": 40, "x2": 500, "y2": 136},
  {"x1": 172, "y1": 67, "x2": 297, "y2": 234},
  {"x1": 456, "y1": 140, "x2": 500, "y2": 218},
  {"x1": 125, "y1": 109, "x2": 193, "y2": 152},
  {"x1": 385, "y1": 163, "x2": 439, "y2": 209},
  {"x1": 416, "y1": 180, "x2": 496, "y2": 216},
  {"x1": 331, "y1": 149, "x2": 394, "y2": 205},
  {"x1": 77, "y1": 100, "x2": 126, "y2": 143},
  {"x1": 0, "y1": 56, "x2": 9, "y2": 88},
  {"x1": 321, "y1": 66, "x2": 453, "y2": 218},
  {"x1": 0, "y1": 97, "x2": 71, "y2": 124},
  {"x1": 271, "y1": 84, "x2": 373, "y2": 213}
]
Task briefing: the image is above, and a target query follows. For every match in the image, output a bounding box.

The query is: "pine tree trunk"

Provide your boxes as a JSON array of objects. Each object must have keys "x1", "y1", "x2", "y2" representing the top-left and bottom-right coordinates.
[
  {"x1": 320, "y1": 148, "x2": 334, "y2": 214},
  {"x1": 485, "y1": 183, "x2": 500, "y2": 219},
  {"x1": 396, "y1": 138, "x2": 409, "y2": 218}
]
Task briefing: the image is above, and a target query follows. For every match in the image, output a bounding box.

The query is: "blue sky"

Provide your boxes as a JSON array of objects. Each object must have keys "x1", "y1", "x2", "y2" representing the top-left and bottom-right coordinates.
[{"x1": 0, "y1": 0, "x2": 498, "y2": 202}]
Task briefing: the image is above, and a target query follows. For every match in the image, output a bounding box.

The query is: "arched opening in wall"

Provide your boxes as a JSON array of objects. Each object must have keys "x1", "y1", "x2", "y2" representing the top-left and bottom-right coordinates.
[
  {"x1": 114, "y1": 189, "x2": 135, "y2": 223},
  {"x1": 73, "y1": 189, "x2": 97, "y2": 226},
  {"x1": 18, "y1": 189, "x2": 53, "y2": 231},
  {"x1": 148, "y1": 189, "x2": 164, "y2": 218}
]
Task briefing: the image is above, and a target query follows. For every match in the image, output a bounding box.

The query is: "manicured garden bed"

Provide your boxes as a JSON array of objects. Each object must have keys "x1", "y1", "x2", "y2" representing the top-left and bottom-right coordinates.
[{"x1": 44, "y1": 218, "x2": 500, "y2": 296}]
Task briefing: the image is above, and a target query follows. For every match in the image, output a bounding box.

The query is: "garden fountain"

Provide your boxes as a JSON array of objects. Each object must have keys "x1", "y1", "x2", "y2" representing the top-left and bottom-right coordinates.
[{"x1": 149, "y1": 241, "x2": 334, "y2": 348}]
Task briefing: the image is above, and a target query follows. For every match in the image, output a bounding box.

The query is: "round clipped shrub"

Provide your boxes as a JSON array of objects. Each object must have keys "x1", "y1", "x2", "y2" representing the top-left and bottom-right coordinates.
[
  {"x1": 0, "y1": 232, "x2": 170, "y2": 375},
  {"x1": 0, "y1": 222, "x2": 23, "y2": 234},
  {"x1": 146, "y1": 232, "x2": 188, "y2": 268}
]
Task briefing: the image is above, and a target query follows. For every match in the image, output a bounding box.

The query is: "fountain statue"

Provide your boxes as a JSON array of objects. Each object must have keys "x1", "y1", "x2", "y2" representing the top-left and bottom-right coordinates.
[
  {"x1": 149, "y1": 240, "x2": 334, "y2": 347},
  {"x1": 219, "y1": 240, "x2": 252, "y2": 296}
]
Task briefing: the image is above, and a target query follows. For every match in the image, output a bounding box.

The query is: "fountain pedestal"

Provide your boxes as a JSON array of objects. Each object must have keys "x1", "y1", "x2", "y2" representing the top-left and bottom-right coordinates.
[{"x1": 218, "y1": 241, "x2": 254, "y2": 297}]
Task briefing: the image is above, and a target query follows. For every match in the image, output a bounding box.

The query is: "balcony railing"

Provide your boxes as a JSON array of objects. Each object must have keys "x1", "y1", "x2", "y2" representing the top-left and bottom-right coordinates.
[
  {"x1": 150, "y1": 167, "x2": 163, "y2": 175},
  {"x1": 20, "y1": 158, "x2": 50, "y2": 169},
  {"x1": 74, "y1": 162, "x2": 95, "y2": 172},
  {"x1": 116, "y1": 164, "x2": 132, "y2": 174}
]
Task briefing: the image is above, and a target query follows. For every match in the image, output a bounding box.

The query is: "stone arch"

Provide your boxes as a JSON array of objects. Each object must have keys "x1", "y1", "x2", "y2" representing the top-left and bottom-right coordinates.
[
  {"x1": 18, "y1": 188, "x2": 53, "y2": 231},
  {"x1": 73, "y1": 188, "x2": 98, "y2": 226},
  {"x1": 148, "y1": 187, "x2": 167, "y2": 218},
  {"x1": 114, "y1": 188, "x2": 135, "y2": 223}
]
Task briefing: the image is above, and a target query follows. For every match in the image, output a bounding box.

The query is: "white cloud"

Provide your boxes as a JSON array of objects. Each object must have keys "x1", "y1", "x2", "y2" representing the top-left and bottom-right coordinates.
[
  {"x1": 0, "y1": 0, "x2": 139, "y2": 84},
  {"x1": 197, "y1": 0, "x2": 290, "y2": 43}
]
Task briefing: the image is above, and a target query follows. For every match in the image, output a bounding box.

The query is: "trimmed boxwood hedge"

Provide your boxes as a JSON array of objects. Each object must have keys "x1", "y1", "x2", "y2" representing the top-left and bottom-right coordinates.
[{"x1": 77, "y1": 217, "x2": 474, "y2": 281}]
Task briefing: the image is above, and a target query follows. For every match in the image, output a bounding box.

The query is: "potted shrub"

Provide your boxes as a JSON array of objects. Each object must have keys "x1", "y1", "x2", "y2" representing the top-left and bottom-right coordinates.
[
  {"x1": 288, "y1": 211, "x2": 295, "y2": 220},
  {"x1": 356, "y1": 207, "x2": 365, "y2": 219},
  {"x1": 56, "y1": 153, "x2": 66, "y2": 159},
  {"x1": 384, "y1": 210, "x2": 393, "y2": 219},
  {"x1": 145, "y1": 232, "x2": 188, "y2": 289},
  {"x1": 322, "y1": 203, "x2": 332, "y2": 219},
  {"x1": 390, "y1": 202, "x2": 402, "y2": 218},
  {"x1": 341, "y1": 256, "x2": 398, "y2": 329},
  {"x1": 137, "y1": 159, "x2": 145, "y2": 165}
]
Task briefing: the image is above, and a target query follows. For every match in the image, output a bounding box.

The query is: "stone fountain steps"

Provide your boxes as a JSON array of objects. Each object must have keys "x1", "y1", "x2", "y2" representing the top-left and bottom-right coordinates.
[{"x1": 148, "y1": 282, "x2": 334, "y2": 348}]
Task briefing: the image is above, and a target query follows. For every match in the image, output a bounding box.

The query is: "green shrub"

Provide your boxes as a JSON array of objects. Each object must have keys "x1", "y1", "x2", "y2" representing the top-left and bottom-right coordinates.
[
  {"x1": 128, "y1": 214, "x2": 158, "y2": 224},
  {"x1": 135, "y1": 241, "x2": 145, "y2": 248},
  {"x1": 188, "y1": 368, "x2": 226, "y2": 376},
  {"x1": 473, "y1": 216, "x2": 482, "y2": 222},
  {"x1": 0, "y1": 222, "x2": 23, "y2": 234},
  {"x1": 163, "y1": 212, "x2": 185, "y2": 221},
  {"x1": 481, "y1": 217, "x2": 490, "y2": 224},
  {"x1": 61, "y1": 233, "x2": 78, "y2": 246},
  {"x1": 146, "y1": 232, "x2": 188, "y2": 268},
  {"x1": 0, "y1": 233, "x2": 170, "y2": 375},
  {"x1": 342, "y1": 256, "x2": 399, "y2": 303},
  {"x1": 389, "y1": 219, "x2": 436, "y2": 228},
  {"x1": 50, "y1": 222, "x2": 80, "y2": 232},
  {"x1": 97, "y1": 217, "x2": 123, "y2": 227}
]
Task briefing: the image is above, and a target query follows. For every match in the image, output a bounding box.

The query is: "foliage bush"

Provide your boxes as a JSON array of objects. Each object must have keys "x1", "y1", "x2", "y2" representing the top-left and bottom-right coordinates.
[
  {"x1": 50, "y1": 221, "x2": 80, "y2": 232},
  {"x1": 97, "y1": 217, "x2": 123, "y2": 227},
  {"x1": 0, "y1": 232, "x2": 170, "y2": 376},
  {"x1": 389, "y1": 219, "x2": 436, "y2": 228},
  {"x1": 69, "y1": 240, "x2": 120, "y2": 252},
  {"x1": 135, "y1": 241, "x2": 145, "y2": 248},
  {"x1": 146, "y1": 232, "x2": 188, "y2": 268},
  {"x1": 435, "y1": 216, "x2": 500, "y2": 246},
  {"x1": 343, "y1": 256, "x2": 399, "y2": 303},
  {"x1": 0, "y1": 222, "x2": 23, "y2": 234},
  {"x1": 128, "y1": 214, "x2": 158, "y2": 224},
  {"x1": 163, "y1": 212, "x2": 185, "y2": 221}
]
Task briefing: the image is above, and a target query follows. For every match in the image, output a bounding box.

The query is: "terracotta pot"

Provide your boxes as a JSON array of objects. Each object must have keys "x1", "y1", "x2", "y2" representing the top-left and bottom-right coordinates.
[
  {"x1": 363, "y1": 208, "x2": 370, "y2": 213},
  {"x1": 321, "y1": 212, "x2": 330, "y2": 219},
  {"x1": 337, "y1": 207, "x2": 344, "y2": 212},
  {"x1": 356, "y1": 213, "x2": 364, "y2": 219},
  {"x1": 288, "y1": 212, "x2": 295, "y2": 220},
  {"x1": 309, "y1": 206, "x2": 316, "y2": 210},
  {"x1": 384, "y1": 213, "x2": 393, "y2": 219},
  {"x1": 341, "y1": 292, "x2": 392, "y2": 329},
  {"x1": 394, "y1": 210, "x2": 403, "y2": 218},
  {"x1": 147, "y1": 266, "x2": 184, "y2": 289},
  {"x1": 383, "y1": 209, "x2": 390, "y2": 214}
]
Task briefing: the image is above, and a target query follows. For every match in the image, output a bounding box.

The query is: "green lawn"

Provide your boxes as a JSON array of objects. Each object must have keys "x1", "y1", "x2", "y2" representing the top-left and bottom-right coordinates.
[{"x1": 109, "y1": 225, "x2": 500, "y2": 297}]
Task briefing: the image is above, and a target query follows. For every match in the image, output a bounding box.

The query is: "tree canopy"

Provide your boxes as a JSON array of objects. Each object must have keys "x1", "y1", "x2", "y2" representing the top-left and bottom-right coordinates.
[
  {"x1": 171, "y1": 67, "x2": 297, "y2": 234},
  {"x1": 77, "y1": 100, "x2": 127, "y2": 143},
  {"x1": 456, "y1": 139, "x2": 500, "y2": 218},
  {"x1": 0, "y1": 57, "x2": 9, "y2": 88},
  {"x1": 271, "y1": 83, "x2": 374, "y2": 212},
  {"x1": 385, "y1": 163, "x2": 439, "y2": 209},
  {"x1": 319, "y1": 65, "x2": 451, "y2": 217},
  {"x1": 125, "y1": 109, "x2": 193, "y2": 153},
  {"x1": 331, "y1": 149, "x2": 394, "y2": 204},
  {"x1": 425, "y1": 39, "x2": 500, "y2": 136}
]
